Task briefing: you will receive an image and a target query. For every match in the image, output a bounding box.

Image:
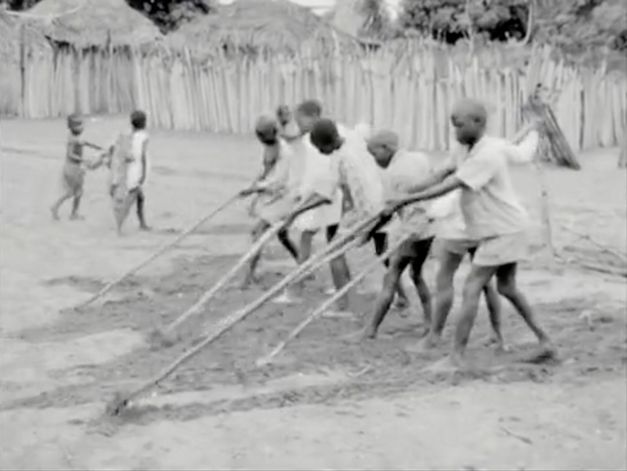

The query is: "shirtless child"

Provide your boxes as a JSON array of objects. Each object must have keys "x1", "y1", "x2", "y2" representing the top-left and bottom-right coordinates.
[
  {"x1": 50, "y1": 114, "x2": 103, "y2": 220},
  {"x1": 240, "y1": 116, "x2": 300, "y2": 286},
  {"x1": 383, "y1": 98, "x2": 554, "y2": 368}
]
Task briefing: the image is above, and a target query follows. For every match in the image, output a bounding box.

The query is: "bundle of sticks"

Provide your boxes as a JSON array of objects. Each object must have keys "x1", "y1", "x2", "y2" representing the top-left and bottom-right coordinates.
[{"x1": 523, "y1": 87, "x2": 581, "y2": 170}]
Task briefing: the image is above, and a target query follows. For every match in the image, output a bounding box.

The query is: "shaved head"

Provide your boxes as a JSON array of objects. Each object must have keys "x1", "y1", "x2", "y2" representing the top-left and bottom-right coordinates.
[
  {"x1": 367, "y1": 130, "x2": 399, "y2": 168},
  {"x1": 255, "y1": 115, "x2": 279, "y2": 145},
  {"x1": 310, "y1": 118, "x2": 343, "y2": 155},
  {"x1": 450, "y1": 98, "x2": 487, "y2": 146}
]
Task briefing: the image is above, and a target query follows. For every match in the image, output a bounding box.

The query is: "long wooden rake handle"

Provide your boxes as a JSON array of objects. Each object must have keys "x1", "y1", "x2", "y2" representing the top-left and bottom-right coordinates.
[
  {"x1": 109, "y1": 214, "x2": 380, "y2": 410},
  {"x1": 159, "y1": 220, "x2": 285, "y2": 336},
  {"x1": 257, "y1": 240, "x2": 403, "y2": 365},
  {"x1": 75, "y1": 193, "x2": 240, "y2": 310}
]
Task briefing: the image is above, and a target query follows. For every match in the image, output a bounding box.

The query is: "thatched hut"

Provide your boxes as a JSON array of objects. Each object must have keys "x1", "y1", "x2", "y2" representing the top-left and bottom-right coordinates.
[
  {"x1": 28, "y1": 0, "x2": 163, "y2": 48},
  {"x1": 0, "y1": 9, "x2": 51, "y2": 116},
  {"x1": 168, "y1": 0, "x2": 365, "y2": 57}
]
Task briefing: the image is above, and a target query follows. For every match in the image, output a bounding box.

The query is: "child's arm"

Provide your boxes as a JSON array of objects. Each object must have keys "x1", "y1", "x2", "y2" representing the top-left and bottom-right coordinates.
[
  {"x1": 139, "y1": 139, "x2": 148, "y2": 186},
  {"x1": 83, "y1": 141, "x2": 104, "y2": 151}
]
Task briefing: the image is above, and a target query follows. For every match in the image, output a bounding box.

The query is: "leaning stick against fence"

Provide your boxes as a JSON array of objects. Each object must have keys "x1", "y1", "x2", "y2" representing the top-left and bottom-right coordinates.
[
  {"x1": 106, "y1": 213, "x2": 381, "y2": 416},
  {"x1": 256, "y1": 239, "x2": 404, "y2": 367},
  {"x1": 74, "y1": 193, "x2": 240, "y2": 310}
]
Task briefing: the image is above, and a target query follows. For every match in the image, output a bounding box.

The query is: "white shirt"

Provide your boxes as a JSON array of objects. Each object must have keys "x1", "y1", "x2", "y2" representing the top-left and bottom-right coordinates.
[
  {"x1": 329, "y1": 126, "x2": 385, "y2": 219},
  {"x1": 126, "y1": 130, "x2": 149, "y2": 189},
  {"x1": 437, "y1": 131, "x2": 538, "y2": 240},
  {"x1": 380, "y1": 150, "x2": 434, "y2": 238}
]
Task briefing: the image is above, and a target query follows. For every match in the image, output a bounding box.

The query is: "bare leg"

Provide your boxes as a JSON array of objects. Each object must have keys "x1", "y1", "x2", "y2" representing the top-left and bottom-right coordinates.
[
  {"x1": 362, "y1": 253, "x2": 411, "y2": 339},
  {"x1": 51, "y1": 191, "x2": 74, "y2": 220},
  {"x1": 452, "y1": 265, "x2": 497, "y2": 365},
  {"x1": 242, "y1": 220, "x2": 270, "y2": 287},
  {"x1": 373, "y1": 232, "x2": 409, "y2": 307},
  {"x1": 408, "y1": 237, "x2": 434, "y2": 329},
  {"x1": 69, "y1": 188, "x2": 84, "y2": 220},
  {"x1": 136, "y1": 188, "x2": 150, "y2": 230},
  {"x1": 326, "y1": 224, "x2": 351, "y2": 311},
  {"x1": 495, "y1": 263, "x2": 553, "y2": 349},
  {"x1": 277, "y1": 227, "x2": 299, "y2": 261},
  {"x1": 421, "y1": 248, "x2": 464, "y2": 349},
  {"x1": 483, "y1": 282, "x2": 506, "y2": 351},
  {"x1": 468, "y1": 247, "x2": 505, "y2": 351}
]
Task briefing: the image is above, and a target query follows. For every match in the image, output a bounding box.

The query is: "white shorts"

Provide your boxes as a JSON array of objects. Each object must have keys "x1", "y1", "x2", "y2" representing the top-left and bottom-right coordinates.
[{"x1": 293, "y1": 189, "x2": 343, "y2": 232}]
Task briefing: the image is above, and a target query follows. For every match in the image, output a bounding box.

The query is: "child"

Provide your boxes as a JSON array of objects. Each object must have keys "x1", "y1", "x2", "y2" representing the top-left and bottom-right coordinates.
[
  {"x1": 104, "y1": 110, "x2": 150, "y2": 235},
  {"x1": 240, "y1": 115, "x2": 300, "y2": 286},
  {"x1": 383, "y1": 98, "x2": 553, "y2": 369},
  {"x1": 283, "y1": 118, "x2": 386, "y2": 316},
  {"x1": 50, "y1": 114, "x2": 102, "y2": 220}
]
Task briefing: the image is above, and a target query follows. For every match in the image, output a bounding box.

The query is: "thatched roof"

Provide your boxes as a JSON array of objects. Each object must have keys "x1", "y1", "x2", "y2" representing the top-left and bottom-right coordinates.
[
  {"x1": 0, "y1": 9, "x2": 50, "y2": 61},
  {"x1": 27, "y1": 0, "x2": 163, "y2": 48},
  {"x1": 168, "y1": 0, "x2": 364, "y2": 55},
  {"x1": 326, "y1": 0, "x2": 364, "y2": 38}
]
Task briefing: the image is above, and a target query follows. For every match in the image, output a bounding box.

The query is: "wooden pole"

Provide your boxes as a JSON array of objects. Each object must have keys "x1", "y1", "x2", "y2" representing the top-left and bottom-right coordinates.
[
  {"x1": 150, "y1": 219, "x2": 286, "y2": 346},
  {"x1": 256, "y1": 240, "x2": 402, "y2": 366},
  {"x1": 74, "y1": 193, "x2": 240, "y2": 310},
  {"x1": 106, "y1": 214, "x2": 380, "y2": 415}
]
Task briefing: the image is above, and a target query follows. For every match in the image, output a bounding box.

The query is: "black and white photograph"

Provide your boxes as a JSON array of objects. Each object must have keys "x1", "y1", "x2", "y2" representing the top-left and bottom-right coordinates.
[{"x1": 1, "y1": 0, "x2": 626, "y2": 469}]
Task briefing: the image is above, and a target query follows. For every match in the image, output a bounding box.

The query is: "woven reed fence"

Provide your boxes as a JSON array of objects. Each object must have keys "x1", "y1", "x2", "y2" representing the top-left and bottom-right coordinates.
[{"x1": 10, "y1": 42, "x2": 627, "y2": 151}]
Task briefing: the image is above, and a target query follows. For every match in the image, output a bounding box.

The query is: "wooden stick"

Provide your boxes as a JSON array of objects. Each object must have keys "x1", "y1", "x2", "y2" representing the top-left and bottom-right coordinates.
[
  {"x1": 155, "y1": 219, "x2": 285, "y2": 338},
  {"x1": 74, "y1": 193, "x2": 240, "y2": 310},
  {"x1": 257, "y1": 240, "x2": 403, "y2": 366},
  {"x1": 106, "y1": 214, "x2": 379, "y2": 415}
]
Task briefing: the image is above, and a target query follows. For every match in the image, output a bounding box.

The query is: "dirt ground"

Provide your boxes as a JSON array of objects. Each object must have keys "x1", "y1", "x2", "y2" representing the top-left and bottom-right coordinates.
[{"x1": 1, "y1": 115, "x2": 626, "y2": 470}]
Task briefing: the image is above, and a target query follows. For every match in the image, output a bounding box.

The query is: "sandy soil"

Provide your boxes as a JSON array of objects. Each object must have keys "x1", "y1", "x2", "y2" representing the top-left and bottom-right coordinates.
[{"x1": 1, "y1": 115, "x2": 626, "y2": 470}]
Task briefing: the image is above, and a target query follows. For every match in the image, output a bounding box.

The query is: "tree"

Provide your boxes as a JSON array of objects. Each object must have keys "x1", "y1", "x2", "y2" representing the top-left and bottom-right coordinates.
[
  {"x1": 126, "y1": 0, "x2": 216, "y2": 32},
  {"x1": 357, "y1": 0, "x2": 393, "y2": 39},
  {"x1": 398, "y1": 0, "x2": 529, "y2": 43}
]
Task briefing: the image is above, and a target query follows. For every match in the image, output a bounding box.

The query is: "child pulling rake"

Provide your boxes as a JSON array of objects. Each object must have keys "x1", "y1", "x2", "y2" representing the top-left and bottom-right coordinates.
[{"x1": 106, "y1": 212, "x2": 383, "y2": 416}]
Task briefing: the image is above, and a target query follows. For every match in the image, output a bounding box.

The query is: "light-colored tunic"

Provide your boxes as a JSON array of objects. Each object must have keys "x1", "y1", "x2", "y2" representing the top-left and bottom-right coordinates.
[
  {"x1": 437, "y1": 131, "x2": 539, "y2": 240},
  {"x1": 379, "y1": 149, "x2": 435, "y2": 241},
  {"x1": 126, "y1": 130, "x2": 149, "y2": 190}
]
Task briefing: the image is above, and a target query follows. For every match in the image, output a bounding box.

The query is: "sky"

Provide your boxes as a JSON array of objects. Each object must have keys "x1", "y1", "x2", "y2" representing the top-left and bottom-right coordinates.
[{"x1": 218, "y1": 0, "x2": 402, "y2": 18}]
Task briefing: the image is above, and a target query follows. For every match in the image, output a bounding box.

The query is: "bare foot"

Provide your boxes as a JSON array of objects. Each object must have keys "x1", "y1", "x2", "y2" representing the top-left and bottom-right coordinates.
[
  {"x1": 418, "y1": 333, "x2": 441, "y2": 351},
  {"x1": 139, "y1": 225, "x2": 152, "y2": 232},
  {"x1": 240, "y1": 274, "x2": 260, "y2": 289},
  {"x1": 69, "y1": 214, "x2": 85, "y2": 221},
  {"x1": 393, "y1": 296, "x2": 409, "y2": 310},
  {"x1": 50, "y1": 208, "x2": 60, "y2": 221},
  {"x1": 518, "y1": 341, "x2": 557, "y2": 364},
  {"x1": 484, "y1": 335, "x2": 511, "y2": 354}
]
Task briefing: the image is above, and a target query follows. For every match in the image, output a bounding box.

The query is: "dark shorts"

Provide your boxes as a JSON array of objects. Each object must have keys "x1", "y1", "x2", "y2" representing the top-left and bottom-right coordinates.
[{"x1": 397, "y1": 234, "x2": 434, "y2": 260}]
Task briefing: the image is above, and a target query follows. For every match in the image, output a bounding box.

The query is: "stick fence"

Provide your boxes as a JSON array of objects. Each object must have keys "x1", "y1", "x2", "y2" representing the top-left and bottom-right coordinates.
[{"x1": 4, "y1": 41, "x2": 626, "y2": 152}]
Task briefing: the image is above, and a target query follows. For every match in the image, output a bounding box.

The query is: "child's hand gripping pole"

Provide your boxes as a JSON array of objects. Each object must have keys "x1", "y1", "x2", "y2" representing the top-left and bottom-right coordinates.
[
  {"x1": 73, "y1": 193, "x2": 241, "y2": 311},
  {"x1": 106, "y1": 214, "x2": 378, "y2": 416},
  {"x1": 256, "y1": 238, "x2": 404, "y2": 367}
]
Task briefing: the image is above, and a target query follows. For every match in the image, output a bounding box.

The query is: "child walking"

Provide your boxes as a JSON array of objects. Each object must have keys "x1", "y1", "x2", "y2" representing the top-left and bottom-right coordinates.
[{"x1": 50, "y1": 114, "x2": 103, "y2": 220}]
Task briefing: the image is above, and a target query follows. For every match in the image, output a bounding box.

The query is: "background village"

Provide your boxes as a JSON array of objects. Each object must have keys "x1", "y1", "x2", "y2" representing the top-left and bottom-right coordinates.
[{"x1": 1, "y1": 0, "x2": 626, "y2": 469}]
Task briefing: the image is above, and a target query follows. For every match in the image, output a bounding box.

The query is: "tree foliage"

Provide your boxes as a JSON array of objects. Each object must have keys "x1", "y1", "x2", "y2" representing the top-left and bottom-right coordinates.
[
  {"x1": 1, "y1": 0, "x2": 216, "y2": 32},
  {"x1": 357, "y1": 0, "x2": 393, "y2": 40},
  {"x1": 398, "y1": 0, "x2": 627, "y2": 54},
  {"x1": 534, "y1": 0, "x2": 627, "y2": 53},
  {"x1": 398, "y1": 0, "x2": 529, "y2": 43},
  {"x1": 126, "y1": 0, "x2": 216, "y2": 32}
]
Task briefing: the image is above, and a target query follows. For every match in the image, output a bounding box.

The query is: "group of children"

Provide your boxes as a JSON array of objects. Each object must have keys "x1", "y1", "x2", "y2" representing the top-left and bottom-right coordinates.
[
  {"x1": 243, "y1": 98, "x2": 555, "y2": 369},
  {"x1": 51, "y1": 110, "x2": 151, "y2": 235}
]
